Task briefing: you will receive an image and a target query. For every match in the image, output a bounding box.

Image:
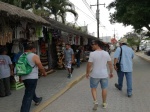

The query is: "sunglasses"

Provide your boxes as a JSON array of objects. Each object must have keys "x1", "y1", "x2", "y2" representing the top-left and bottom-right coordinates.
[{"x1": 91, "y1": 43, "x2": 96, "y2": 46}]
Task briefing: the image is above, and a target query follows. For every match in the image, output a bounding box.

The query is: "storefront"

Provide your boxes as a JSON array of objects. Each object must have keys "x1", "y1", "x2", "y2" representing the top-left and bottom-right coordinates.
[{"x1": 0, "y1": 1, "x2": 53, "y2": 90}]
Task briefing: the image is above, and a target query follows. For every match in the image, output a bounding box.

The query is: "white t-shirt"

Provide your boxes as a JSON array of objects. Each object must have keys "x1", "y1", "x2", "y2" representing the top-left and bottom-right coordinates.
[{"x1": 88, "y1": 50, "x2": 111, "y2": 78}]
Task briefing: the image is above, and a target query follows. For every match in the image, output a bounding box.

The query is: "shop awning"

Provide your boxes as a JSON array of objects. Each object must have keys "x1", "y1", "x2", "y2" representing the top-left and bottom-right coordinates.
[
  {"x1": 0, "y1": 1, "x2": 50, "y2": 25},
  {"x1": 45, "y1": 17, "x2": 98, "y2": 40}
]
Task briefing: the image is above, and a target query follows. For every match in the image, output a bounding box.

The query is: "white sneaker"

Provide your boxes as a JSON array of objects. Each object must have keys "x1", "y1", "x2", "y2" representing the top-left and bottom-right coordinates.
[
  {"x1": 102, "y1": 103, "x2": 107, "y2": 108},
  {"x1": 93, "y1": 101, "x2": 98, "y2": 110}
]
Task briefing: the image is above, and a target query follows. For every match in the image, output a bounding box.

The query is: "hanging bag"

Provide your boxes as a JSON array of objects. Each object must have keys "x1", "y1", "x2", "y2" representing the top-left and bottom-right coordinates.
[
  {"x1": 15, "y1": 53, "x2": 34, "y2": 76},
  {"x1": 116, "y1": 47, "x2": 122, "y2": 71}
]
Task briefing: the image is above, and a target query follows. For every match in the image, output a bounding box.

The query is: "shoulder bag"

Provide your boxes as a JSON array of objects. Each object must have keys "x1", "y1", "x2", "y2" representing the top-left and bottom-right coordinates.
[{"x1": 116, "y1": 47, "x2": 122, "y2": 71}]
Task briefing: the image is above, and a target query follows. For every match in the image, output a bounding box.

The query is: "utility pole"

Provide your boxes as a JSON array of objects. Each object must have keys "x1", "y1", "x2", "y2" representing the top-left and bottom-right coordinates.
[
  {"x1": 90, "y1": 1, "x2": 105, "y2": 39},
  {"x1": 112, "y1": 28, "x2": 117, "y2": 38}
]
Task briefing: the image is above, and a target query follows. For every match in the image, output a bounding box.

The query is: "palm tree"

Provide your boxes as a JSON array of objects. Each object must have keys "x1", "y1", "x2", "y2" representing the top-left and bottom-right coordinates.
[
  {"x1": 44, "y1": 0, "x2": 78, "y2": 23},
  {"x1": 0, "y1": 0, "x2": 22, "y2": 7}
]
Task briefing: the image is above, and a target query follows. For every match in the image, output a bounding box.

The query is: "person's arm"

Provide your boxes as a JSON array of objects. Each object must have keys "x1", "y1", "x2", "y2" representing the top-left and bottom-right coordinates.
[
  {"x1": 8, "y1": 56, "x2": 14, "y2": 76},
  {"x1": 113, "y1": 47, "x2": 120, "y2": 71},
  {"x1": 71, "y1": 49, "x2": 75, "y2": 64},
  {"x1": 9, "y1": 64, "x2": 14, "y2": 76},
  {"x1": 86, "y1": 62, "x2": 92, "y2": 79},
  {"x1": 86, "y1": 52, "x2": 93, "y2": 79},
  {"x1": 107, "y1": 61, "x2": 113, "y2": 78},
  {"x1": 71, "y1": 54, "x2": 75, "y2": 63},
  {"x1": 33, "y1": 55, "x2": 46, "y2": 76}
]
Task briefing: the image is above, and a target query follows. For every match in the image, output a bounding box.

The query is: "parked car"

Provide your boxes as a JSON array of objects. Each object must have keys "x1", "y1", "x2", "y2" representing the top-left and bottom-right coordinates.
[
  {"x1": 139, "y1": 45, "x2": 146, "y2": 51},
  {"x1": 144, "y1": 46, "x2": 150, "y2": 56}
]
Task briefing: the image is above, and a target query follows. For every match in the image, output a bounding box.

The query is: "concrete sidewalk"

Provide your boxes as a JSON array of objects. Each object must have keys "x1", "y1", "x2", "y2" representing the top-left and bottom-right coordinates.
[
  {"x1": 136, "y1": 51, "x2": 150, "y2": 62},
  {"x1": 0, "y1": 62, "x2": 87, "y2": 112}
]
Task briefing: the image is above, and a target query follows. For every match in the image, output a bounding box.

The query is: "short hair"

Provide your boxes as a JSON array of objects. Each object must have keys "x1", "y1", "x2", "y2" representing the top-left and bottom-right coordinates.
[
  {"x1": 24, "y1": 43, "x2": 35, "y2": 50},
  {"x1": 0, "y1": 46, "x2": 7, "y2": 54},
  {"x1": 65, "y1": 43, "x2": 70, "y2": 46},
  {"x1": 91, "y1": 40, "x2": 104, "y2": 48}
]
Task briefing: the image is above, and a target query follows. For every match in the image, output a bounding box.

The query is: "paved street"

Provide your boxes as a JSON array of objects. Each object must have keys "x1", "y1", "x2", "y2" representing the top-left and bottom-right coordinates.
[
  {"x1": 0, "y1": 53, "x2": 150, "y2": 112},
  {"x1": 42, "y1": 55, "x2": 150, "y2": 112}
]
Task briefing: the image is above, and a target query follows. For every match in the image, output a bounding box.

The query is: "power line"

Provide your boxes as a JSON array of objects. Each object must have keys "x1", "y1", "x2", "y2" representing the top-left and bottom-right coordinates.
[
  {"x1": 70, "y1": 2, "x2": 96, "y2": 22},
  {"x1": 82, "y1": 0, "x2": 96, "y2": 18}
]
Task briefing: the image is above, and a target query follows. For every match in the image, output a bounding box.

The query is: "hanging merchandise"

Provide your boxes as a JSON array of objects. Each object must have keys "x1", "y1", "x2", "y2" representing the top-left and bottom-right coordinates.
[
  {"x1": 0, "y1": 18, "x2": 13, "y2": 45},
  {"x1": 75, "y1": 35, "x2": 81, "y2": 45},
  {"x1": 29, "y1": 27, "x2": 38, "y2": 41},
  {"x1": 48, "y1": 32, "x2": 52, "y2": 44},
  {"x1": 56, "y1": 38, "x2": 65, "y2": 69},
  {"x1": 36, "y1": 26, "x2": 43, "y2": 38},
  {"x1": 83, "y1": 37, "x2": 88, "y2": 45},
  {"x1": 68, "y1": 34, "x2": 73, "y2": 45},
  {"x1": 0, "y1": 30, "x2": 13, "y2": 45},
  {"x1": 15, "y1": 21, "x2": 27, "y2": 39},
  {"x1": 11, "y1": 41, "x2": 20, "y2": 53},
  {"x1": 39, "y1": 38, "x2": 48, "y2": 67}
]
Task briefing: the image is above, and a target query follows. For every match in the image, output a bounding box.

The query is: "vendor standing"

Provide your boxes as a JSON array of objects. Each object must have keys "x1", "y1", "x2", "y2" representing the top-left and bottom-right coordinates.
[{"x1": 0, "y1": 47, "x2": 13, "y2": 97}]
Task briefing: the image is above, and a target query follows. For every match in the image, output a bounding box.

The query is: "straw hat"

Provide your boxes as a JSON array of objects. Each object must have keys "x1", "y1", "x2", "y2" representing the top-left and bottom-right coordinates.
[{"x1": 119, "y1": 38, "x2": 127, "y2": 44}]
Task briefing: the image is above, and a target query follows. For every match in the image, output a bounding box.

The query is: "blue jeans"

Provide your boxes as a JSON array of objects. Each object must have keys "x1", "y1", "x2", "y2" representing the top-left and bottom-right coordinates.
[
  {"x1": 20, "y1": 79, "x2": 40, "y2": 112},
  {"x1": 76, "y1": 58, "x2": 80, "y2": 67},
  {"x1": 117, "y1": 71, "x2": 132, "y2": 95}
]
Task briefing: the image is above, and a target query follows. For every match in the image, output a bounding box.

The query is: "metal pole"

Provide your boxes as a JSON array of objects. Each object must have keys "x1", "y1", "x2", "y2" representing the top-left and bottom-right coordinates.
[
  {"x1": 97, "y1": 0, "x2": 99, "y2": 38},
  {"x1": 90, "y1": 1, "x2": 105, "y2": 39}
]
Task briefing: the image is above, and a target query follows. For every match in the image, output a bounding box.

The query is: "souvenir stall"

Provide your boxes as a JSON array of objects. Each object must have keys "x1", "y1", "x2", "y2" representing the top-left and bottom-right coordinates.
[
  {"x1": 0, "y1": 1, "x2": 53, "y2": 91},
  {"x1": 49, "y1": 28, "x2": 66, "y2": 69},
  {"x1": 39, "y1": 27, "x2": 55, "y2": 74}
]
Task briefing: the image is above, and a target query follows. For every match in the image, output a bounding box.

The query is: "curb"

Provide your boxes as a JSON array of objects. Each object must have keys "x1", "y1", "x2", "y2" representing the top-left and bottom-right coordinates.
[
  {"x1": 136, "y1": 53, "x2": 150, "y2": 62},
  {"x1": 33, "y1": 73, "x2": 86, "y2": 112}
]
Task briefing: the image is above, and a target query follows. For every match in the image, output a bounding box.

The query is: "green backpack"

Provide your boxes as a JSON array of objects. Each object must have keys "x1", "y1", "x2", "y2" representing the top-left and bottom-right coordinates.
[{"x1": 15, "y1": 53, "x2": 34, "y2": 76}]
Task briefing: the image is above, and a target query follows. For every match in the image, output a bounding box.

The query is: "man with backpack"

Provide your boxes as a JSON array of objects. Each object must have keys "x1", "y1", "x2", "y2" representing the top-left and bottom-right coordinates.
[{"x1": 18, "y1": 43, "x2": 46, "y2": 112}]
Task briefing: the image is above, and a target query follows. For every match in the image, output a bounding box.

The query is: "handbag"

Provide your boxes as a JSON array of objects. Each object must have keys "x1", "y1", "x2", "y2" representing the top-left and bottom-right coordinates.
[{"x1": 116, "y1": 47, "x2": 122, "y2": 71}]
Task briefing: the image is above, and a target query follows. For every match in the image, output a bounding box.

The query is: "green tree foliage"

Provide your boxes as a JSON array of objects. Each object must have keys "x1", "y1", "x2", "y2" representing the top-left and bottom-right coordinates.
[
  {"x1": 45, "y1": 0, "x2": 78, "y2": 23},
  {"x1": 0, "y1": 0, "x2": 78, "y2": 24},
  {"x1": 124, "y1": 32, "x2": 141, "y2": 51},
  {"x1": 107, "y1": 0, "x2": 150, "y2": 33}
]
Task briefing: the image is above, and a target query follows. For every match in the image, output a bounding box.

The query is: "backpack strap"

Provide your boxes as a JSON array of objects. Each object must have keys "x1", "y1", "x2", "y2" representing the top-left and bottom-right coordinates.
[
  {"x1": 118, "y1": 47, "x2": 122, "y2": 64},
  {"x1": 24, "y1": 52, "x2": 35, "y2": 68}
]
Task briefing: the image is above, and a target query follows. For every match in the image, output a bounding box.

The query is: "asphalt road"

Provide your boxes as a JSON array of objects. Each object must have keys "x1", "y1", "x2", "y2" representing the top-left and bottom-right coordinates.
[{"x1": 41, "y1": 55, "x2": 150, "y2": 112}]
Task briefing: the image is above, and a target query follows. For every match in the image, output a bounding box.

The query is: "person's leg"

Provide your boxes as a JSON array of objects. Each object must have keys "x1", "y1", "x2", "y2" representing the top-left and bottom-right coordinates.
[
  {"x1": 67, "y1": 61, "x2": 73, "y2": 78},
  {"x1": 32, "y1": 79, "x2": 42, "y2": 105},
  {"x1": 65, "y1": 61, "x2": 71, "y2": 74},
  {"x1": 125, "y1": 72, "x2": 132, "y2": 96},
  {"x1": 117, "y1": 71, "x2": 124, "y2": 89},
  {"x1": 76, "y1": 58, "x2": 80, "y2": 67},
  {"x1": 90, "y1": 77, "x2": 99, "y2": 110},
  {"x1": 0, "y1": 79, "x2": 5, "y2": 97},
  {"x1": 3, "y1": 77, "x2": 11, "y2": 96},
  {"x1": 20, "y1": 79, "x2": 37, "y2": 112},
  {"x1": 100, "y1": 78, "x2": 108, "y2": 103},
  {"x1": 102, "y1": 89, "x2": 107, "y2": 103},
  {"x1": 91, "y1": 88, "x2": 97, "y2": 101}
]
